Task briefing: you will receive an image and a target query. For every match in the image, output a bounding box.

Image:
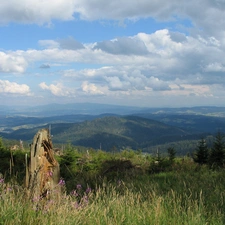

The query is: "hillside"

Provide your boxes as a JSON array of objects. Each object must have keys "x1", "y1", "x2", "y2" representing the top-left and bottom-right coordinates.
[
  {"x1": 1, "y1": 104, "x2": 225, "y2": 153},
  {"x1": 134, "y1": 113, "x2": 225, "y2": 133},
  {"x1": 52, "y1": 115, "x2": 203, "y2": 151},
  {"x1": 0, "y1": 115, "x2": 201, "y2": 151}
]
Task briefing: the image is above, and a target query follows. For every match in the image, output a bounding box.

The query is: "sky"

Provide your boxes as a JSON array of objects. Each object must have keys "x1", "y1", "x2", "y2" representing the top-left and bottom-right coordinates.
[{"x1": 0, "y1": 0, "x2": 225, "y2": 108}]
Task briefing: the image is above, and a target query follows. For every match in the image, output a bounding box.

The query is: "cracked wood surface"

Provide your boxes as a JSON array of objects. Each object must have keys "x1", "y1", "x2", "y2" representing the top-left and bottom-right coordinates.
[{"x1": 26, "y1": 128, "x2": 60, "y2": 199}]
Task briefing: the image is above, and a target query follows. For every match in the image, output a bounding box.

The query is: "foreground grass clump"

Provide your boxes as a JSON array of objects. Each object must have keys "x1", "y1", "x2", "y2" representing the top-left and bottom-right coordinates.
[{"x1": 1, "y1": 167, "x2": 225, "y2": 225}]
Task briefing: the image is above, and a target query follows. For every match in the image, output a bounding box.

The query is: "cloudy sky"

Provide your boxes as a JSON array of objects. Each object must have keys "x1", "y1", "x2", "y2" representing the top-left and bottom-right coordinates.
[{"x1": 1, "y1": 0, "x2": 225, "y2": 108}]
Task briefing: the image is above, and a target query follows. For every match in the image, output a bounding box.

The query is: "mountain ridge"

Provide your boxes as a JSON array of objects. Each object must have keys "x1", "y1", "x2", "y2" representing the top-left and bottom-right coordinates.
[
  {"x1": 1, "y1": 103, "x2": 225, "y2": 117},
  {"x1": 0, "y1": 115, "x2": 200, "y2": 151},
  {"x1": 1, "y1": 104, "x2": 225, "y2": 154}
]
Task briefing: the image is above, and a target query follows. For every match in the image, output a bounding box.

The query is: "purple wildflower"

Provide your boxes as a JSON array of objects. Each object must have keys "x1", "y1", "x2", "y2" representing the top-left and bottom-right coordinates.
[
  {"x1": 86, "y1": 187, "x2": 91, "y2": 194},
  {"x1": 0, "y1": 178, "x2": 4, "y2": 184},
  {"x1": 58, "y1": 178, "x2": 65, "y2": 186},
  {"x1": 76, "y1": 184, "x2": 82, "y2": 190},
  {"x1": 83, "y1": 195, "x2": 89, "y2": 203},
  {"x1": 70, "y1": 190, "x2": 78, "y2": 197}
]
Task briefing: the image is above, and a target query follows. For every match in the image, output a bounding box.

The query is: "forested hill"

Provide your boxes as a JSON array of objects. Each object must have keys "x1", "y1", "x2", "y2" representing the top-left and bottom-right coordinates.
[{"x1": 1, "y1": 115, "x2": 200, "y2": 151}]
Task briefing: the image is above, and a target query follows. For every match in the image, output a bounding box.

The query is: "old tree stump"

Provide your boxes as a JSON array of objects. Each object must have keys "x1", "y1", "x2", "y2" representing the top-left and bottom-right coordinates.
[{"x1": 25, "y1": 128, "x2": 60, "y2": 199}]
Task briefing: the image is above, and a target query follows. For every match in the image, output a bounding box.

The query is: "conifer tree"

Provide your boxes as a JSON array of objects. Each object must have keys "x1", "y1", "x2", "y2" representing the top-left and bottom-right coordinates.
[
  {"x1": 209, "y1": 131, "x2": 225, "y2": 168},
  {"x1": 194, "y1": 138, "x2": 209, "y2": 165},
  {"x1": 167, "y1": 147, "x2": 176, "y2": 162}
]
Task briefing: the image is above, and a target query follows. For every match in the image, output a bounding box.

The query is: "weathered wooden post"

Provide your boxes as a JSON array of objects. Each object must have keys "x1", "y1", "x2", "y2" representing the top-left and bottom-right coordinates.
[{"x1": 25, "y1": 128, "x2": 60, "y2": 200}]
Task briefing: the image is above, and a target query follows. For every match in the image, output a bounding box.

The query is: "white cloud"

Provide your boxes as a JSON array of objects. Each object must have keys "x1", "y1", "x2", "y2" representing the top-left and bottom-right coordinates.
[
  {"x1": 72, "y1": 0, "x2": 179, "y2": 21},
  {"x1": 1, "y1": 1, "x2": 225, "y2": 107},
  {"x1": 73, "y1": 0, "x2": 225, "y2": 37},
  {"x1": 105, "y1": 76, "x2": 129, "y2": 91},
  {"x1": 0, "y1": 0, "x2": 225, "y2": 39},
  {"x1": 147, "y1": 76, "x2": 171, "y2": 91},
  {"x1": 81, "y1": 81, "x2": 104, "y2": 95},
  {"x1": 165, "y1": 84, "x2": 212, "y2": 97},
  {"x1": 0, "y1": 0, "x2": 76, "y2": 25},
  {"x1": 0, "y1": 51, "x2": 27, "y2": 73},
  {"x1": 9, "y1": 29, "x2": 224, "y2": 79},
  {"x1": 104, "y1": 70, "x2": 171, "y2": 91},
  {"x1": 64, "y1": 66, "x2": 170, "y2": 93},
  {"x1": 58, "y1": 37, "x2": 85, "y2": 50},
  {"x1": 94, "y1": 37, "x2": 148, "y2": 55},
  {"x1": 39, "y1": 82, "x2": 75, "y2": 97},
  {"x1": 204, "y1": 63, "x2": 225, "y2": 72},
  {"x1": 0, "y1": 80, "x2": 31, "y2": 95},
  {"x1": 2, "y1": 28, "x2": 225, "y2": 105}
]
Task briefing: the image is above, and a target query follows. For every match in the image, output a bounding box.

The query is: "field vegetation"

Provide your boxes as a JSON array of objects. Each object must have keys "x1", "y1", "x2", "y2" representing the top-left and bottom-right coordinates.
[{"x1": 1, "y1": 132, "x2": 225, "y2": 224}]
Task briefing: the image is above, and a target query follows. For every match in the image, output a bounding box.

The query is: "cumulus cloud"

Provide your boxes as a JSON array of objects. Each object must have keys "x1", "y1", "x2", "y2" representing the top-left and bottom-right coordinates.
[
  {"x1": 166, "y1": 84, "x2": 211, "y2": 97},
  {"x1": 39, "y1": 82, "x2": 75, "y2": 97},
  {"x1": 105, "y1": 76, "x2": 129, "y2": 91},
  {"x1": 0, "y1": 0, "x2": 75, "y2": 25},
  {"x1": 204, "y1": 63, "x2": 225, "y2": 72},
  {"x1": 39, "y1": 64, "x2": 50, "y2": 69},
  {"x1": 105, "y1": 72, "x2": 170, "y2": 92},
  {"x1": 0, "y1": 51, "x2": 27, "y2": 73},
  {"x1": 58, "y1": 37, "x2": 85, "y2": 50},
  {"x1": 64, "y1": 65, "x2": 171, "y2": 93},
  {"x1": 72, "y1": 0, "x2": 180, "y2": 21},
  {"x1": 1, "y1": 1, "x2": 225, "y2": 106},
  {"x1": 0, "y1": 80, "x2": 31, "y2": 95},
  {"x1": 2, "y1": 27, "x2": 225, "y2": 104},
  {"x1": 12, "y1": 29, "x2": 225, "y2": 79},
  {"x1": 170, "y1": 31, "x2": 187, "y2": 43},
  {"x1": 94, "y1": 37, "x2": 149, "y2": 55},
  {"x1": 81, "y1": 81, "x2": 104, "y2": 95},
  {"x1": 73, "y1": 0, "x2": 225, "y2": 37},
  {"x1": 148, "y1": 76, "x2": 171, "y2": 91},
  {"x1": 0, "y1": 0, "x2": 225, "y2": 38},
  {"x1": 20, "y1": 30, "x2": 182, "y2": 67},
  {"x1": 4, "y1": 28, "x2": 225, "y2": 88}
]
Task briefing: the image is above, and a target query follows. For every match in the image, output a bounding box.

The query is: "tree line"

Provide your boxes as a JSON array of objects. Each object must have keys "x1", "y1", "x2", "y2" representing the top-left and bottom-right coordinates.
[{"x1": 193, "y1": 131, "x2": 225, "y2": 168}]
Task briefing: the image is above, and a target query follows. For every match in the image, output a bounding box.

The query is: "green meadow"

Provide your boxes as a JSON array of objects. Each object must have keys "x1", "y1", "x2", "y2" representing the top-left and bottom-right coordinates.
[{"x1": 1, "y1": 140, "x2": 225, "y2": 224}]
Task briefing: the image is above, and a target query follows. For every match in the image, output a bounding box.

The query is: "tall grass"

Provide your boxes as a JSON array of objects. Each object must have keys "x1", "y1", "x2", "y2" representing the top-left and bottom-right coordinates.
[{"x1": 1, "y1": 166, "x2": 225, "y2": 225}]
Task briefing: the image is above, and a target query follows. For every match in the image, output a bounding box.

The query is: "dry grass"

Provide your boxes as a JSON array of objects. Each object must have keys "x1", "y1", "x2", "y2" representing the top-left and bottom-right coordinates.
[{"x1": 1, "y1": 169, "x2": 225, "y2": 225}]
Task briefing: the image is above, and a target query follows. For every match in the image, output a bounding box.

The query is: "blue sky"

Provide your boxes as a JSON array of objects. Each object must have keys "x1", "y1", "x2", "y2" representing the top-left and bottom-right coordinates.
[{"x1": 0, "y1": 0, "x2": 225, "y2": 107}]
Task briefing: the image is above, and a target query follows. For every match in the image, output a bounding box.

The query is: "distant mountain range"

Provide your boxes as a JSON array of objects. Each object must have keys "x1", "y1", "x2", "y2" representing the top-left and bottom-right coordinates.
[
  {"x1": 1, "y1": 103, "x2": 225, "y2": 117},
  {"x1": 1, "y1": 103, "x2": 225, "y2": 154},
  {"x1": 0, "y1": 103, "x2": 146, "y2": 116}
]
